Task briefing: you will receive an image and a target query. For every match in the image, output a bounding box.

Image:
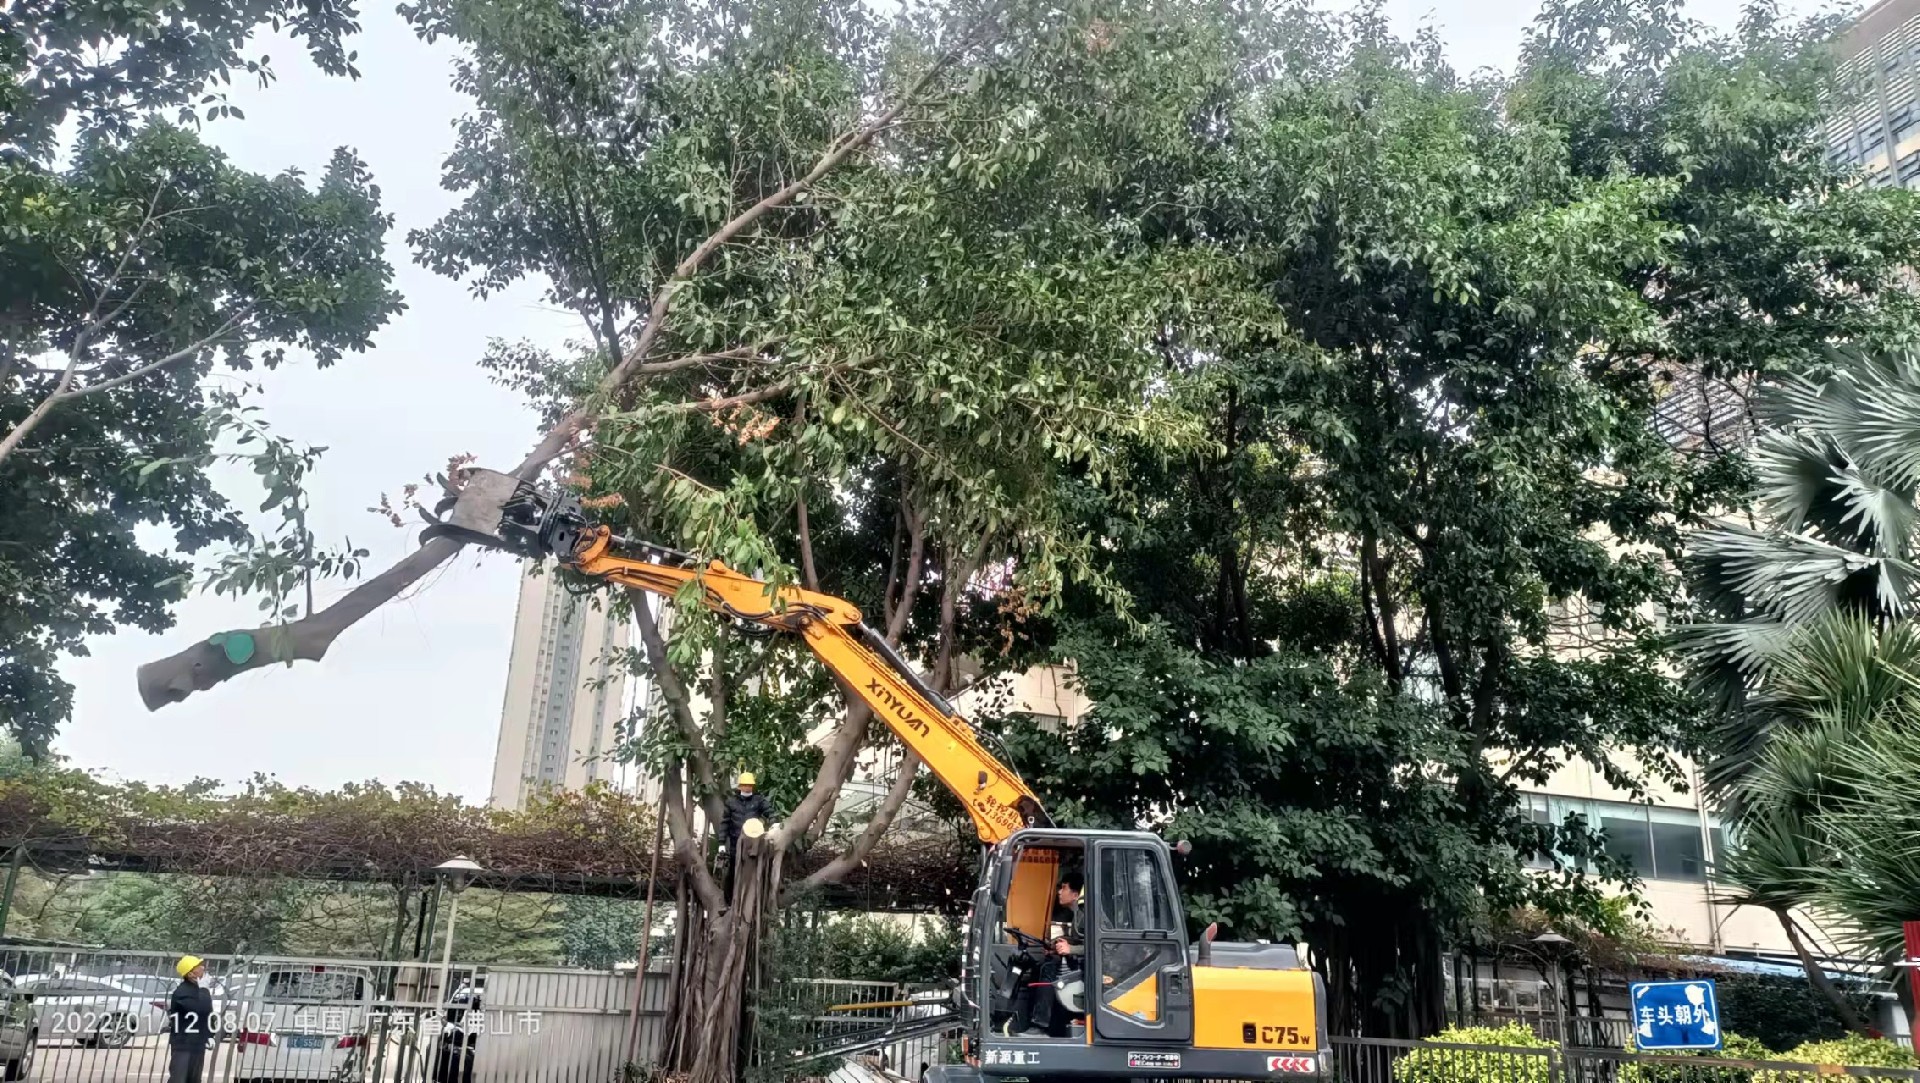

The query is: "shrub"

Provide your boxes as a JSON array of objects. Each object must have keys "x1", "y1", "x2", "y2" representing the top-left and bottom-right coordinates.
[
  {"x1": 1618, "y1": 1032, "x2": 1773, "y2": 1083},
  {"x1": 1754, "y1": 1036, "x2": 1918, "y2": 1083},
  {"x1": 1716, "y1": 975, "x2": 1874, "y2": 1052},
  {"x1": 1393, "y1": 1024, "x2": 1555, "y2": 1083}
]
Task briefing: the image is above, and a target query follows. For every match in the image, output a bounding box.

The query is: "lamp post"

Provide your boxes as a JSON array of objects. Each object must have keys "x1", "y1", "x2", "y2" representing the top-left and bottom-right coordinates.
[
  {"x1": 1533, "y1": 932, "x2": 1573, "y2": 1047},
  {"x1": 435, "y1": 857, "x2": 483, "y2": 1007}
]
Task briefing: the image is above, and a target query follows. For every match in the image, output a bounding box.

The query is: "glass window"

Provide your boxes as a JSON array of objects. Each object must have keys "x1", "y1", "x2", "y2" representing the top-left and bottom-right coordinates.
[
  {"x1": 264, "y1": 970, "x2": 366, "y2": 1002},
  {"x1": 1648, "y1": 807, "x2": 1708, "y2": 881},
  {"x1": 1523, "y1": 794, "x2": 1553, "y2": 870},
  {"x1": 1097, "y1": 847, "x2": 1175, "y2": 932},
  {"x1": 1599, "y1": 807, "x2": 1653, "y2": 876}
]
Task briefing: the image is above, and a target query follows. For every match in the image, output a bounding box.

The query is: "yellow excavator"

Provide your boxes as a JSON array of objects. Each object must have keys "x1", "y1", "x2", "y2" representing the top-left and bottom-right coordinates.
[{"x1": 433, "y1": 468, "x2": 1327, "y2": 1081}]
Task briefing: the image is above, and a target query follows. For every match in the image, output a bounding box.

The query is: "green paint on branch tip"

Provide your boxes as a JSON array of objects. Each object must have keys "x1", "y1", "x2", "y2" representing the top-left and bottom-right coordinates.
[{"x1": 208, "y1": 632, "x2": 257, "y2": 665}]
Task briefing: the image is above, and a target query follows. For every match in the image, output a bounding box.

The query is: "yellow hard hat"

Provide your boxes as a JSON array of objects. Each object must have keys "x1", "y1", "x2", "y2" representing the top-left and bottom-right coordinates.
[
  {"x1": 737, "y1": 772, "x2": 756, "y2": 787},
  {"x1": 175, "y1": 955, "x2": 204, "y2": 978}
]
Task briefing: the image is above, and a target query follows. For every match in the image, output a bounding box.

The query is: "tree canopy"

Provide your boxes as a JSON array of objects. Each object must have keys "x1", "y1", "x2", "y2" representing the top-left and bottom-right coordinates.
[{"x1": 1, "y1": 0, "x2": 402, "y2": 754}]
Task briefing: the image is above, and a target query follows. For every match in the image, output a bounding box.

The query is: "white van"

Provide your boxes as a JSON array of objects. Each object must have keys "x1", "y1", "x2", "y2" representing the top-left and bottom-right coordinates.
[{"x1": 231, "y1": 965, "x2": 375, "y2": 1082}]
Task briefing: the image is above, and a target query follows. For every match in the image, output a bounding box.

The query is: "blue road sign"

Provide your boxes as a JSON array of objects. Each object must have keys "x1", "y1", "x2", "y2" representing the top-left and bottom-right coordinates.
[{"x1": 1630, "y1": 979, "x2": 1723, "y2": 1051}]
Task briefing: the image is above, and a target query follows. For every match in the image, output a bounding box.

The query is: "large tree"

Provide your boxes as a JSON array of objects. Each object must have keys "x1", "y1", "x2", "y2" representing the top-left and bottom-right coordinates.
[
  {"x1": 1007, "y1": 0, "x2": 1920, "y2": 1039},
  {"x1": 1, "y1": 0, "x2": 402, "y2": 753}
]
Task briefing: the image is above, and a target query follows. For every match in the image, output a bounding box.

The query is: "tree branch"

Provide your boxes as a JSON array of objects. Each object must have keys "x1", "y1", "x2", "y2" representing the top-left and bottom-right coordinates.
[
  {"x1": 790, "y1": 751, "x2": 921, "y2": 895},
  {"x1": 0, "y1": 305, "x2": 249, "y2": 466},
  {"x1": 629, "y1": 588, "x2": 726, "y2": 829},
  {"x1": 136, "y1": 44, "x2": 969, "y2": 710},
  {"x1": 795, "y1": 493, "x2": 821, "y2": 593},
  {"x1": 774, "y1": 703, "x2": 874, "y2": 850},
  {"x1": 884, "y1": 491, "x2": 928, "y2": 644},
  {"x1": 663, "y1": 761, "x2": 723, "y2": 913}
]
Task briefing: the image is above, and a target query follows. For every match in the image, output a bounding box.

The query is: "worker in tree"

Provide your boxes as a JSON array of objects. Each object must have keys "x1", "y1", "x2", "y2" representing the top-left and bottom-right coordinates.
[
  {"x1": 167, "y1": 954, "x2": 215, "y2": 1083},
  {"x1": 721, "y1": 771, "x2": 774, "y2": 903}
]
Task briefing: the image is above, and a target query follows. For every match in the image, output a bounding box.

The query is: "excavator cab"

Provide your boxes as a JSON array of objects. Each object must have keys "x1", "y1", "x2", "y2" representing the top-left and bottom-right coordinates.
[{"x1": 947, "y1": 829, "x2": 1327, "y2": 1082}]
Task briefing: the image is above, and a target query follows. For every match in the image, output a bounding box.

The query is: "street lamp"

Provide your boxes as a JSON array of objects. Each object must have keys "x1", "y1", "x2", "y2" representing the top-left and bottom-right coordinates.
[
  {"x1": 435, "y1": 857, "x2": 483, "y2": 1007},
  {"x1": 1533, "y1": 932, "x2": 1574, "y2": 1046}
]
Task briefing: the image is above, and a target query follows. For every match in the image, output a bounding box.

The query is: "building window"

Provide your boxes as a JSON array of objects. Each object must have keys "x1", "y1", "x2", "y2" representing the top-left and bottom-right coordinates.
[
  {"x1": 1893, "y1": 102, "x2": 1917, "y2": 143},
  {"x1": 1861, "y1": 120, "x2": 1887, "y2": 160},
  {"x1": 1598, "y1": 806, "x2": 1654, "y2": 876},
  {"x1": 1526, "y1": 795, "x2": 1719, "y2": 883},
  {"x1": 1648, "y1": 806, "x2": 1710, "y2": 881}
]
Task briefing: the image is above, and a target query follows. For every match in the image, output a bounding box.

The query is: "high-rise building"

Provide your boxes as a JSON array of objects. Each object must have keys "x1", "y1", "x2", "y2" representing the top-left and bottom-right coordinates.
[
  {"x1": 488, "y1": 565, "x2": 645, "y2": 809},
  {"x1": 1826, "y1": 0, "x2": 1920, "y2": 186}
]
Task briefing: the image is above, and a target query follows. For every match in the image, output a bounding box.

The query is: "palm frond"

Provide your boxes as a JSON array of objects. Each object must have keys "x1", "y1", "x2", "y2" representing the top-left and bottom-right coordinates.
[
  {"x1": 1749, "y1": 430, "x2": 1919, "y2": 558},
  {"x1": 1760, "y1": 345, "x2": 1920, "y2": 506},
  {"x1": 1689, "y1": 524, "x2": 1915, "y2": 625},
  {"x1": 1712, "y1": 808, "x2": 1824, "y2": 912}
]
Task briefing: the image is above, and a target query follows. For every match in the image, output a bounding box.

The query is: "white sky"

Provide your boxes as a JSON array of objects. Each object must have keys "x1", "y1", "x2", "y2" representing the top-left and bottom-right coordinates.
[{"x1": 51, "y1": 0, "x2": 1820, "y2": 800}]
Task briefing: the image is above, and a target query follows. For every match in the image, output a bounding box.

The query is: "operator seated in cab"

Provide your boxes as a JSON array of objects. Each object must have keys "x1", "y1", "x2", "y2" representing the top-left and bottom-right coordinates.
[{"x1": 1009, "y1": 871, "x2": 1086, "y2": 1038}]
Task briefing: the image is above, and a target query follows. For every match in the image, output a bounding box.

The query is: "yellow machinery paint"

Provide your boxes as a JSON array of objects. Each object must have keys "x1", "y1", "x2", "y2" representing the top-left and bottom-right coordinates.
[
  {"x1": 1191, "y1": 964, "x2": 1319, "y2": 1051},
  {"x1": 1004, "y1": 847, "x2": 1059, "y2": 941}
]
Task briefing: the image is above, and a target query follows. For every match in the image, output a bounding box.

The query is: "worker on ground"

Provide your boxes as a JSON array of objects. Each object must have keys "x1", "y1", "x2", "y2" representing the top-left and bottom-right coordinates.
[
  {"x1": 721, "y1": 771, "x2": 774, "y2": 904},
  {"x1": 167, "y1": 954, "x2": 215, "y2": 1083}
]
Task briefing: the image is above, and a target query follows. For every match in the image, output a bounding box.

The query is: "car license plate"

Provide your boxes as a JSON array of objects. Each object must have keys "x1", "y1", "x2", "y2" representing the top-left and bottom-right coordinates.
[{"x1": 288, "y1": 1035, "x2": 323, "y2": 1049}]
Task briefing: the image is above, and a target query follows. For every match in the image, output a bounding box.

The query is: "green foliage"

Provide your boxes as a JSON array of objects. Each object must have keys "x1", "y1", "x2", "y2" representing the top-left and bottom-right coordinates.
[
  {"x1": 807, "y1": 915, "x2": 960, "y2": 985},
  {"x1": 1000, "y1": 0, "x2": 1920, "y2": 1042},
  {"x1": 1619, "y1": 1033, "x2": 1773, "y2": 1083},
  {"x1": 1755, "y1": 1036, "x2": 1919, "y2": 1082},
  {"x1": 2, "y1": 2, "x2": 401, "y2": 753},
  {"x1": 2, "y1": 0, "x2": 365, "y2": 158},
  {"x1": 1713, "y1": 979, "x2": 1874, "y2": 1055},
  {"x1": 560, "y1": 896, "x2": 643, "y2": 969},
  {"x1": 1393, "y1": 1024, "x2": 1554, "y2": 1083},
  {"x1": 1682, "y1": 349, "x2": 1920, "y2": 794}
]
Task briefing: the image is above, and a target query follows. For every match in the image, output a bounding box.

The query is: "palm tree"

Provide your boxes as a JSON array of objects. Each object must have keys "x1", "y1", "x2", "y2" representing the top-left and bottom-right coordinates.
[
  {"x1": 1679, "y1": 346, "x2": 1920, "y2": 1034},
  {"x1": 1707, "y1": 614, "x2": 1920, "y2": 1034},
  {"x1": 1683, "y1": 345, "x2": 1920, "y2": 797}
]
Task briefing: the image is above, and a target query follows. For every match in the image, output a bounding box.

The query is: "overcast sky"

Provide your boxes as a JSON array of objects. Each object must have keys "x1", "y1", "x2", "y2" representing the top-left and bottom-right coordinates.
[{"x1": 51, "y1": 0, "x2": 1824, "y2": 801}]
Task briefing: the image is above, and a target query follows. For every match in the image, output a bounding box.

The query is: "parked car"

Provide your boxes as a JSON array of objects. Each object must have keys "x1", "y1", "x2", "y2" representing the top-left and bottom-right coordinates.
[
  {"x1": 231, "y1": 964, "x2": 375, "y2": 1082},
  {"x1": 15, "y1": 972, "x2": 167, "y2": 1048},
  {"x1": 0, "y1": 973, "x2": 38, "y2": 1080}
]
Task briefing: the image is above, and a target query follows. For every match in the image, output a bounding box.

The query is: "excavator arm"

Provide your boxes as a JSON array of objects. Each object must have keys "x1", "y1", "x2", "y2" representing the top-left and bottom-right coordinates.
[{"x1": 430, "y1": 469, "x2": 1050, "y2": 843}]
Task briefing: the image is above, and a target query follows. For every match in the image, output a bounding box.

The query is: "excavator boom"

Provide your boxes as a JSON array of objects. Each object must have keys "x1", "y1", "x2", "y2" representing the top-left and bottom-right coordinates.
[{"x1": 431, "y1": 469, "x2": 1048, "y2": 842}]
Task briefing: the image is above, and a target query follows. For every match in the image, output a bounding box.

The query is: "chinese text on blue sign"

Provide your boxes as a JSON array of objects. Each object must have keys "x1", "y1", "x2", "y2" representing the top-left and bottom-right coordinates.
[{"x1": 1630, "y1": 979, "x2": 1722, "y2": 1051}]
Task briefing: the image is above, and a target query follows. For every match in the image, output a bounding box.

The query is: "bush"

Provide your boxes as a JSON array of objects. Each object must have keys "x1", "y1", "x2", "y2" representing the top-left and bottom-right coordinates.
[
  {"x1": 1715, "y1": 975, "x2": 1875, "y2": 1052},
  {"x1": 1618, "y1": 1032, "x2": 1772, "y2": 1083},
  {"x1": 1754, "y1": 1036, "x2": 1918, "y2": 1083},
  {"x1": 1393, "y1": 1024, "x2": 1555, "y2": 1083}
]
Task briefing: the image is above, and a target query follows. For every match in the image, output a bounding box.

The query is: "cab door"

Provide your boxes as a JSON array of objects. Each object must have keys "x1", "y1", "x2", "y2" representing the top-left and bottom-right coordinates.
[{"x1": 1088, "y1": 841, "x2": 1193, "y2": 1045}]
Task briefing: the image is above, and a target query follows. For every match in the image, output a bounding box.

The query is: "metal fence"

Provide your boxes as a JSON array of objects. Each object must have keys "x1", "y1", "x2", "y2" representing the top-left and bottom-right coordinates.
[
  {"x1": 751, "y1": 978, "x2": 959, "y2": 1082},
  {"x1": 1330, "y1": 1034, "x2": 1559, "y2": 1082},
  {"x1": 1327, "y1": 1037, "x2": 1920, "y2": 1083},
  {"x1": 1564, "y1": 1046, "x2": 1920, "y2": 1082},
  {"x1": 0, "y1": 946, "x2": 669, "y2": 1083}
]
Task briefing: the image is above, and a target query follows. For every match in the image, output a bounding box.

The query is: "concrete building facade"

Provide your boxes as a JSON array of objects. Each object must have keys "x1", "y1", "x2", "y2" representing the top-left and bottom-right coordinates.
[
  {"x1": 488, "y1": 565, "x2": 645, "y2": 809},
  {"x1": 1827, "y1": 0, "x2": 1920, "y2": 186}
]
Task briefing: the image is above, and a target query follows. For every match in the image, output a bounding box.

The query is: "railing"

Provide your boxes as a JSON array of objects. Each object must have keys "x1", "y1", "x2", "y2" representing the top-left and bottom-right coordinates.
[
  {"x1": 1330, "y1": 1034, "x2": 1560, "y2": 1082},
  {"x1": 1563, "y1": 1046, "x2": 1920, "y2": 1082},
  {"x1": 0, "y1": 945, "x2": 666, "y2": 1083},
  {"x1": 752, "y1": 978, "x2": 960, "y2": 1082},
  {"x1": 1327, "y1": 1037, "x2": 1920, "y2": 1083}
]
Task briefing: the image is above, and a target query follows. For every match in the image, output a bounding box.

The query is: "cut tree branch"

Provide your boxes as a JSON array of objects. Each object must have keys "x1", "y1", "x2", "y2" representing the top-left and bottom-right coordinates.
[{"x1": 135, "y1": 44, "x2": 969, "y2": 711}]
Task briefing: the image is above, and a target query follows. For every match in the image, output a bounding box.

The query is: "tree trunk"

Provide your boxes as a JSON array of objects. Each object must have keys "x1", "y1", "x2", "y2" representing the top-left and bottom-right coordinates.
[
  {"x1": 662, "y1": 838, "x2": 787, "y2": 1083},
  {"x1": 1777, "y1": 908, "x2": 1873, "y2": 1036}
]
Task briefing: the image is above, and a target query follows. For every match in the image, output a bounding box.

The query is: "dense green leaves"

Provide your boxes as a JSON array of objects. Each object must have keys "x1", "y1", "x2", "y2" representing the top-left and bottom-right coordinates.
[{"x1": 1, "y1": 4, "x2": 400, "y2": 752}]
